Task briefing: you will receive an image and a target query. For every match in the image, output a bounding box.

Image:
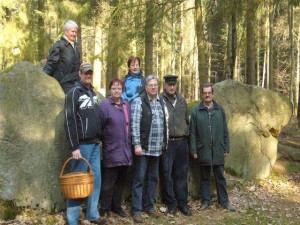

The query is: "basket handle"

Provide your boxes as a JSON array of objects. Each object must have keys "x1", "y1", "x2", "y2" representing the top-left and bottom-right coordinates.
[{"x1": 60, "y1": 157, "x2": 93, "y2": 177}]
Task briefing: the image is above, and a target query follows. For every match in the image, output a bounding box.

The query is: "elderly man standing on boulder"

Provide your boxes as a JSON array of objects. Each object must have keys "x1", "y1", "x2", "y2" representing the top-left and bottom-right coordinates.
[
  {"x1": 64, "y1": 62, "x2": 106, "y2": 225},
  {"x1": 43, "y1": 20, "x2": 81, "y2": 93},
  {"x1": 189, "y1": 83, "x2": 235, "y2": 212},
  {"x1": 159, "y1": 75, "x2": 192, "y2": 216}
]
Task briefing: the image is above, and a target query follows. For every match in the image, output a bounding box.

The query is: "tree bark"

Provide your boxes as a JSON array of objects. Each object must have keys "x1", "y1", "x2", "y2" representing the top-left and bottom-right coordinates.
[
  {"x1": 268, "y1": 0, "x2": 274, "y2": 90},
  {"x1": 93, "y1": 22, "x2": 103, "y2": 92},
  {"x1": 195, "y1": 0, "x2": 208, "y2": 89},
  {"x1": 246, "y1": 0, "x2": 256, "y2": 85},
  {"x1": 106, "y1": 0, "x2": 120, "y2": 91},
  {"x1": 144, "y1": 0, "x2": 155, "y2": 75},
  {"x1": 288, "y1": 4, "x2": 297, "y2": 116},
  {"x1": 37, "y1": 0, "x2": 45, "y2": 61},
  {"x1": 227, "y1": 12, "x2": 237, "y2": 80}
]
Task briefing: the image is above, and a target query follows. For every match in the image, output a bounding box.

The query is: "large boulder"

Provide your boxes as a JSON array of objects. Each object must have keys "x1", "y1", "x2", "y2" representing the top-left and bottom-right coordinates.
[
  {"x1": 213, "y1": 80, "x2": 292, "y2": 179},
  {"x1": 186, "y1": 80, "x2": 292, "y2": 198},
  {"x1": 0, "y1": 61, "x2": 68, "y2": 212}
]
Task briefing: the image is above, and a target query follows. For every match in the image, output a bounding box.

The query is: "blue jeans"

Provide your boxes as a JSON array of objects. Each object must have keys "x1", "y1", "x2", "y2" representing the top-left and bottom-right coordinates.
[
  {"x1": 67, "y1": 143, "x2": 101, "y2": 225},
  {"x1": 131, "y1": 155, "x2": 159, "y2": 213}
]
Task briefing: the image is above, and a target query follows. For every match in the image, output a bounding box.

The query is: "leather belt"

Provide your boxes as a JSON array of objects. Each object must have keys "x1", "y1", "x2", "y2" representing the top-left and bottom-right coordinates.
[{"x1": 169, "y1": 137, "x2": 186, "y2": 141}]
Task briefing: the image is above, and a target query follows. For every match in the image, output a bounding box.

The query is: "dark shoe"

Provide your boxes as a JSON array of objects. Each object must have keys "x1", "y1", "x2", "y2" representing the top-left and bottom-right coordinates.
[
  {"x1": 222, "y1": 203, "x2": 236, "y2": 212},
  {"x1": 200, "y1": 202, "x2": 209, "y2": 210},
  {"x1": 113, "y1": 208, "x2": 127, "y2": 218},
  {"x1": 90, "y1": 218, "x2": 107, "y2": 225},
  {"x1": 132, "y1": 212, "x2": 143, "y2": 223},
  {"x1": 167, "y1": 208, "x2": 176, "y2": 216},
  {"x1": 99, "y1": 210, "x2": 110, "y2": 217},
  {"x1": 179, "y1": 206, "x2": 192, "y2": 216},
  {"x1": 146, "y1": 210, "x2": 160, "y2": 218}
]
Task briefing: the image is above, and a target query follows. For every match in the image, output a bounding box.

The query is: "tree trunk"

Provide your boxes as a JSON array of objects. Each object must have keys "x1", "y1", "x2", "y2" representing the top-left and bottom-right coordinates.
[
  {"x1": 297, "y1": 25, "x2": 300, "y2": 119},
  {"x1": 106, "y1": 0, "x2": 120, "y2": 91},
  {"x1": 76, "y1": 20, "x2": 82, "y2": 56},
  {"x1": 268, "y1": 0, "x2": 274, "y2": 90},
  {"x1": 144, "y1": 0, "x2": 155, "y2": 75},
  {"x1": 288, "y1": 4, "x2": 297, "y2": 116},
  {"x1": 93, "y1": 22, "x2": 103, "y2": 92},
  {"x1": 227, "y1": 12, "x2": 237, "y2": 80},
  {"x1": 246, "y1": 0, "x2": 256, "y2": 85},
  {"x1": 256, "y1": 33, "x2": 260, "y2": 85},
  {"x1": 181, "y1": 0, "x2": 197, "y2": 99},
  {"x1": 195, "y1": 0, "x2": 208, "y2": 89},
  {"x1": 37, "y1": 0, "x2": 45, "y2": 61}
]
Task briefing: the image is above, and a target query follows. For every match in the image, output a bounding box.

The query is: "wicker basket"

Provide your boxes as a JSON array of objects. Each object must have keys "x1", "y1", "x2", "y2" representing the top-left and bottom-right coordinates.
[{"x1": 60, "y1": 157, "x2": 94, "y2": 199}]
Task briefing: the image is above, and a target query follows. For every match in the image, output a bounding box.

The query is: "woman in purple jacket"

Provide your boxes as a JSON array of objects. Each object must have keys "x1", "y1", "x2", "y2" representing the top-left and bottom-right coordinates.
[{"x1": 99, "y1": 78, "x2": 132, "y2": 218}]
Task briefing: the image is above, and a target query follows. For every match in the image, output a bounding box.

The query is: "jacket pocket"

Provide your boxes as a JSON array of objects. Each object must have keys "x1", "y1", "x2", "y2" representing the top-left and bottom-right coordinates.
[{"x1": 104, "y1": 142, "x2": 120, "y2": 152}]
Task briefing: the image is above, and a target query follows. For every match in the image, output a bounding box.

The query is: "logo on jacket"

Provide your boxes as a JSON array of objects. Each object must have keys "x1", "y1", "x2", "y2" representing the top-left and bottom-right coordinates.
[{"x1": 79, "y1": 94, "x2": 97, "y2": 109}]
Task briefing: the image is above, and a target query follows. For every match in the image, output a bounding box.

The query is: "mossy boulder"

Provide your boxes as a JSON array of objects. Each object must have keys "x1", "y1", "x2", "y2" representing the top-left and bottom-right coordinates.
[{"x1": 0, "y1": 61, "x2": 68, "y2": 213}]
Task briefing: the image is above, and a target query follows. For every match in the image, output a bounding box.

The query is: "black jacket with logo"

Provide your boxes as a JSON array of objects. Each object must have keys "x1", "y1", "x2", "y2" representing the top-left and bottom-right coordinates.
[
  {"x1": 43, "y1": 36, "x2": 81, "y2": 85},
  {"x1": 64, "y1": 81, "x2": 101, "y2": 151}
]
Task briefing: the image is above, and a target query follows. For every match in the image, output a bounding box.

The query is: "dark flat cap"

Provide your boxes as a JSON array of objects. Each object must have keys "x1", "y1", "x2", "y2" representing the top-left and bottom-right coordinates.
[{"x1": 164, "y1": 74, "x2": 178, "y2": 84}]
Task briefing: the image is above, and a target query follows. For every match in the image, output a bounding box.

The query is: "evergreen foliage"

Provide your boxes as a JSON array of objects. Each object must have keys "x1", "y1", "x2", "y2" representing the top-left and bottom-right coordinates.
[{"x1": 0, "y1": 0, "x2": 300, "y2": 112}]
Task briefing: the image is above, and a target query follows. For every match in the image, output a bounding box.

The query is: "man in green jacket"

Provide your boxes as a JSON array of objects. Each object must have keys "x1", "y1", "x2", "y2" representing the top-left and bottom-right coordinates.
[{"x1": 189, "y1": 83, "x2": 235, "y2": 212}]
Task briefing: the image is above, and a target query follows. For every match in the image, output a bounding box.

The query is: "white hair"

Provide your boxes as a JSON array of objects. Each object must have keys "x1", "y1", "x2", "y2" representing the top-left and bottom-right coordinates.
[
  {"x1": 145, "y1": 74, "x2": 159, "y2": 85},
  {"x1": 63, "y1": 20, "x2": 78, "y2": 31}
]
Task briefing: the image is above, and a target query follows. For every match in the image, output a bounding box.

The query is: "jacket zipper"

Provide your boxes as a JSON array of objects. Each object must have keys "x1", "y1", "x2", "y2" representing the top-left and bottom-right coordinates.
[{"x1": 85, "y1": 118, "x2": 88, "y2": 138}]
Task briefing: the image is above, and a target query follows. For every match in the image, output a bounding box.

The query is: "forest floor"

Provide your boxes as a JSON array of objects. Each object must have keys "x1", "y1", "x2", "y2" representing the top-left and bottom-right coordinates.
[{"x1": 1, "y1": 120, "x2": 300, "y2": 225}]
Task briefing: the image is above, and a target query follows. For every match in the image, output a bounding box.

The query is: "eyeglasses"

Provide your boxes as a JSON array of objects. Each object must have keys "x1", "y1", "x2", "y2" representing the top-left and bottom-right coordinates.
[
  {"x1": 111, "y1": 88, "x2": 122, "y2": 92},
  {"x1": 147, "y1": 84, "x2": 158, "y2": 88}
]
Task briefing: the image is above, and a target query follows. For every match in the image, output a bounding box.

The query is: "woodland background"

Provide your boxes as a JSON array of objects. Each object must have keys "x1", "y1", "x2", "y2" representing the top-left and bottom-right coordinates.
[{"x1": 1, "y1": 0, "x2": 300, "y2": 115}]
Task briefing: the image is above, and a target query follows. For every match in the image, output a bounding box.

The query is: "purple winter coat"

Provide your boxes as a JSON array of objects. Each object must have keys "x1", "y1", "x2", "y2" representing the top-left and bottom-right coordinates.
[{"x1": 99, "y1": 97, "x2": 132, "y2": 168}]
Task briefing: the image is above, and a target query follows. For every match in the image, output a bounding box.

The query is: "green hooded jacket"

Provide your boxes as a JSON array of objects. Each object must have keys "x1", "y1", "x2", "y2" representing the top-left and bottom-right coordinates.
[{"x1": 189, "y1": 100, "x2": 229, "y2": 165}]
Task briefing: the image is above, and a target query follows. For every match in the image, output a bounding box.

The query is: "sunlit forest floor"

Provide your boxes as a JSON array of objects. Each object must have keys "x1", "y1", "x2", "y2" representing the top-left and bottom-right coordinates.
[{"x1": 1, "y1": 120, "x2": 300, "y2": 225}]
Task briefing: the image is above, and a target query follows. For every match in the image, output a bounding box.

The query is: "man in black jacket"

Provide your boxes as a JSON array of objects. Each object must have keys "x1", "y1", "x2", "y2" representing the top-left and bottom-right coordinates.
[
  {"x1": 43, "y1": 20, "x2": 81, "y2": 93},
  {"x1": 160, "y1": 75, "x2": 192, "y2": 216},
  {"x1": 64, "y1": 62, "x2": 106, "y2": 225}
]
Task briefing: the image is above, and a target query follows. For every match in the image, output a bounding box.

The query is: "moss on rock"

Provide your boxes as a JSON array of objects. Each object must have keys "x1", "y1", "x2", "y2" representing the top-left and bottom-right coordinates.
[{"x1": 0, "y1": 200, "x2": 19, "y2": 220}]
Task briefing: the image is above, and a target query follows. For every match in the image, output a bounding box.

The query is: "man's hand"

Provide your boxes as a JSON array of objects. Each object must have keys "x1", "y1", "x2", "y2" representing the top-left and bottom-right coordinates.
[
  {"x1": 135, "y1": 147, "x2": 143, "y2": 156},
  {"x1": 72, "y1": 149, "x2": 82, "y2": 160},
  {"x1": 224, "y1": 152, "x2": 229, "y2": 157},
  {"x1": 192, "y1": 153, "x2": 198, "y2": 159}
]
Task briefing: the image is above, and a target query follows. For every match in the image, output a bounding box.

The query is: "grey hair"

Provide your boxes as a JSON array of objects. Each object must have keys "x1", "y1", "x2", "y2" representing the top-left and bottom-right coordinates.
[
  {"x1": 145, "y1": 74, "x2": 159, "y2": 85},
  {"x1": 64, "y1": 20, "x2": 78, "y2": 31}
]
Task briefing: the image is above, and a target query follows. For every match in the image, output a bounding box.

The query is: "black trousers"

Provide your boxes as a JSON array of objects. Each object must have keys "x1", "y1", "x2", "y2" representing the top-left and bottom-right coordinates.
[
  {"x1": 200, "y1": 165, "x2": 229, "y2": 206},
  {"x1": 162, "y1": 139, "x2": 189, "y2": 209},
  {"x1": 100, "y1": 166, "x2": 128, "y2": 212}
]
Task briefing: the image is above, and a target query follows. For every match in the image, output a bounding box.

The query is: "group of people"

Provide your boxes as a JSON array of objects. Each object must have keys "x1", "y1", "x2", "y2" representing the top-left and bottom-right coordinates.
[{"x1": 43, "y1": 20, "x2": 235, "y2": 225}]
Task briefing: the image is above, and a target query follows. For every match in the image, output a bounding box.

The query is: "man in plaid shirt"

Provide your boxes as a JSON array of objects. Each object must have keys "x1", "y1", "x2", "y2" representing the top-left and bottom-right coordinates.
[{"x1": 130, "y1": 74, "x2": 168, "y2": 223}]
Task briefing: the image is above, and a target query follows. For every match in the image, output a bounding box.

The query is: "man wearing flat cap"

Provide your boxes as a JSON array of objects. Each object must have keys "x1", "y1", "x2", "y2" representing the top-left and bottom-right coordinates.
[
  {"x1": 159, "y1": 75, "x2": 192, "y2": 216},
  {"x1": 64, "y1": 62, "x2": 106, "y2": 225}
]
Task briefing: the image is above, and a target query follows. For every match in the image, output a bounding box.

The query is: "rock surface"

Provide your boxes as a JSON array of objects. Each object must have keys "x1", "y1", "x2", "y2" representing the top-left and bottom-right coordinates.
[
  {"x1": 213, "y1": 80, "x2": 292, "y2": 179},
  {"x1": 0, "y1": 61, "x2": 68, "y2": 212}
]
